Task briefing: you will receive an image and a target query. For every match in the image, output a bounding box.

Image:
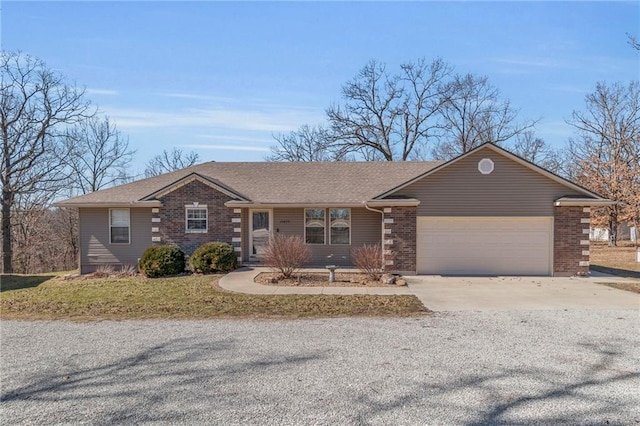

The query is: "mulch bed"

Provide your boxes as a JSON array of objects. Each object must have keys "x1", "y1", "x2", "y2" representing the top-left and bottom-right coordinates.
[
  {"x1": 254, "y1": 272, "x2": 405, "y2": 287},
  {"x1": 596, "y1": 281, "x2": 640, "y2": 294}
]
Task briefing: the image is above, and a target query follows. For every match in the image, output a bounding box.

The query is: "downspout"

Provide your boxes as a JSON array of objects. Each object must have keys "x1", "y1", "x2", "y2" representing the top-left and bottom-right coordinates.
[{"x1": 364, "y1": 202, "x2": 386, "y2": 269}]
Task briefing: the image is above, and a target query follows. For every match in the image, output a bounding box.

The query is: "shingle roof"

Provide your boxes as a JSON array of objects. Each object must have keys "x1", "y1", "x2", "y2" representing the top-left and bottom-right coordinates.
[{"x1": 56, "y1": 161, "x2": 443, "y2": 206}]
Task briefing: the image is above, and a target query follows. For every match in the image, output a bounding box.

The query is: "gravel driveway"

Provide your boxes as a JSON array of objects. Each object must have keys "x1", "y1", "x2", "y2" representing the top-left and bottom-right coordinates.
[{"x1": 1, "y1": 311, "x2": 639, "y2": 425}]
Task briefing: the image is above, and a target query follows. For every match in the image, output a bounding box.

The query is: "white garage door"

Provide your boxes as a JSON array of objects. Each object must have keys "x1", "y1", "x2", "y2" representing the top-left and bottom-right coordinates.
[{"x1": 417, "y1": 217, "x2": 552, "y2": 276}]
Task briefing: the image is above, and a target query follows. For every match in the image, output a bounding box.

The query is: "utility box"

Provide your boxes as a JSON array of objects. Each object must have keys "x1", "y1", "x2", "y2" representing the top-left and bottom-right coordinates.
[{"x1": 637, "y1": 248, "x2": 640, "y2": 263}]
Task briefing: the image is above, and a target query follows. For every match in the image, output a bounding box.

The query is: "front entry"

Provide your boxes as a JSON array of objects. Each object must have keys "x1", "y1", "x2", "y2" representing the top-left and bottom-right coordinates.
[{"x1": 249, "y1": 209, "x2": 272, "y2": 260}]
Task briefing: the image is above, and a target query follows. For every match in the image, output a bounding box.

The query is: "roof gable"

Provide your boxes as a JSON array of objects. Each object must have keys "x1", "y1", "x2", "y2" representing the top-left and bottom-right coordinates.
[
  {"x1": 142, "y1": 172, "x2": 249, "y2": 201},
  {"x1": 375, "y1": 143, "x2": 605, "y2": 200}
]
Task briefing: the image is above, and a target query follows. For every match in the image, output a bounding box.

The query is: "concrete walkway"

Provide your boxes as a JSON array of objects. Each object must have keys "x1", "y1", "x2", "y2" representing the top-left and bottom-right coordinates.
[{"x1": 219, "y1": 267, "x2": 640, "y2": 311}]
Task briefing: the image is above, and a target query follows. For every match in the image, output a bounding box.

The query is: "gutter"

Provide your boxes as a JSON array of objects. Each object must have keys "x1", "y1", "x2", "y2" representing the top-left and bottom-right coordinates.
[{"x1": 554, "y1": 198, "x2": 618, "y2": 207}]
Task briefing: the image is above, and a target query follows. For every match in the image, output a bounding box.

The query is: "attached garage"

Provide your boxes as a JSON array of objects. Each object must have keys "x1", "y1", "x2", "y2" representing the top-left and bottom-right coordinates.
[{"x1": 416, "y1": 217, "x2": 553, "y2": 276}]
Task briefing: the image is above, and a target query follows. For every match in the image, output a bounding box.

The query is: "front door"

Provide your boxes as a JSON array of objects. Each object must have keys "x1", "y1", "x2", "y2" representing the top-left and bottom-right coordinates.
[{"x1": 250, "y1": 210, "x2": 272, "y2": 260}]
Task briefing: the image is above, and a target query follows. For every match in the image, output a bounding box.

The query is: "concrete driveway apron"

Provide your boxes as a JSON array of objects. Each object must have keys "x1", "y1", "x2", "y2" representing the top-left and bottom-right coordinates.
[{"x1": 405, "y1": 275, "x2": 640, "y2": 311}]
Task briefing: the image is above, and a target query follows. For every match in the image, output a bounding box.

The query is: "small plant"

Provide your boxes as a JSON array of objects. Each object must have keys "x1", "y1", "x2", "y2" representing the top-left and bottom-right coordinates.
[
  {"x1": 263, "y1": 234, "x2": 311, "y2": 278},
  {"x1": 94, "y1": 264, "x2": 116, "y2": 277},
  {"x1": 189, "y1": 242, "x2": 237, "y2": 273},
  {"x1": 139, "y1": 245, "x2": 185, "y2": 278},
  {"x1": 118, "y1": 264, "x2": 138, "y2": 276},
  {"x1": 351, "y1": 244, "x2": 393, "y2": 281}
]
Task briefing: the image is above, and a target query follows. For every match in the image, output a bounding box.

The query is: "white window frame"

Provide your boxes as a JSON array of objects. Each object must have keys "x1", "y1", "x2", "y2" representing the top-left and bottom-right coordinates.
[
  {"x1": 304, "y1": 208, "x2": 326, "y2": 245},
  {"x1": 185, "y1": 204, "x2": 208, "y2": 233},
  {"x1": 330, "y1": 208, "x2": 351, "y2": 245},
  {"x1": 109, "y1": 208, "x2": 131, "y2": 245}
]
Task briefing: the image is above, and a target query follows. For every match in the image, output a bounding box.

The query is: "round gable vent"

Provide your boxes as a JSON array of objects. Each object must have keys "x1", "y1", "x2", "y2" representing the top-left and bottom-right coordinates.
[{"x1": 478, "y1": 158, "x2": 494, "y2": 175}]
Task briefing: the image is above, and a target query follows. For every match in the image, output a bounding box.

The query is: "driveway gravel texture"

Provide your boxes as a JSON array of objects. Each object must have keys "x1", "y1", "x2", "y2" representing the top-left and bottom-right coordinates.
[{"x1": 1, "y1": 311, "x2": 638, "y2": 425}]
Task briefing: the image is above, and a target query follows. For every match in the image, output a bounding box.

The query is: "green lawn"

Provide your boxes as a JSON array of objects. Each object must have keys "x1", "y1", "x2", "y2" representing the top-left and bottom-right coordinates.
[{"x1": 0, "y1": 273, "x2": 428, "y2": 320}]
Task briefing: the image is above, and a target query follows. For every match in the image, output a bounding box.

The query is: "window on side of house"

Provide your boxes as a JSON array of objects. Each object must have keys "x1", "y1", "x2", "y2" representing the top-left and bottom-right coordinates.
[
  {"x1": 305, "y1": 208, "x2": 325, "y2": 244},
  {"x1": 110, "y1": 208, "x2": 130, "y2": 244},
  {"x1": 330, "y1": 208, "x2": 351, "y2": 245},
  {"x1": 186, "y1": 206, "x2": 208, "y2": 233}
]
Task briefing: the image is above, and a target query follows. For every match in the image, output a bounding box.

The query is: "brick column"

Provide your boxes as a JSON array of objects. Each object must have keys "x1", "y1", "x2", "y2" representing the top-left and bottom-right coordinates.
[
  {"x1": 382, "y1": 206, "x2": 417, "y2": 274},
  {"x1": 231, "y1": 208, "x2": 242, "y2": 264},
  {"x1": 554, "y1": 206, "x2": 590, "y2": 276},
  {"x1": 151, "y1": 207, "x2": 162, "y2": 244}
]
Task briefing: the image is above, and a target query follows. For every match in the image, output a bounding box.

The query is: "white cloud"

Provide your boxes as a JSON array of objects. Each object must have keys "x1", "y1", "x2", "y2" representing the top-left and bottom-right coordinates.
[
  {"x1": 159, "y1": 92, "x2": 236, "y2": 102},
  {"x1": 104, "y1": 105, "x2": 322, "y2": 133},
  {"x1": 195, "y1": 134, "x2": 273, "y2": 144},
  {"x1": 86, "y1": 88, "x2": 118, "y2": 96},
  {"x1": 184, "y1": 144, "x2": 270, "y2": 152}
]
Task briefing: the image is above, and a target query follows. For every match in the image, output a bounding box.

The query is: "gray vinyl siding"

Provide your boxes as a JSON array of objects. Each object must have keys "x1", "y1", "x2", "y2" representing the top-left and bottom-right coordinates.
[
  {"x1": 273, "y1": 207, "x2": 381, "y2": 266},
  {"x1": 394, "y1": 149, "x2": 584, "y2": 216},
  {"x1": 79, "y1": 208, "x2": 152, "y2": 273}
]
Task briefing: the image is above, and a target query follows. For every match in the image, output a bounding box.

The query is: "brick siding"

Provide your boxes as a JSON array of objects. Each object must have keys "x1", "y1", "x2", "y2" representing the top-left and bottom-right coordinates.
[
  {"x1": 383, "y1": 207, "x2": 417, "y2": 273},
  {"x1": 154, "y1": 180, "x2": 239, "y2": 256},
  {"x1": 554, "y1": 206, "x2": 590, "y2": 276}
]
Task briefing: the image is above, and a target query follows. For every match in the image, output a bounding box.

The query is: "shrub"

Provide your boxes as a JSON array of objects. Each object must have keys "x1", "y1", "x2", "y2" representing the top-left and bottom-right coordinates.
[
  {"x1": 189, "y1": 242, "x2": 237, "y2": 273},
  {"x1": 263, "y1": 234, "x2": 311, "y2": 278},
  {"x1": 351, "y1": 244, "x2": 393, "y2": 281},
  {"x1": 139, "y1": 245, "x2": 185, "y2": 278}
]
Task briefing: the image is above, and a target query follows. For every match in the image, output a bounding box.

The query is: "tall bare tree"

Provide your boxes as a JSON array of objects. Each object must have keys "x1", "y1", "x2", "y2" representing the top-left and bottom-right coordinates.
[
  {"x1": 64, "y1": 115, "x2": 135, "y2": 194},
  {"x1": 433, "y1": 74, "x2": 537, "y2": 160},
  {"x1": 510, "y1": 130, "x2": 565, "y2": 174},
  {"x1": 326, "y1": 58, "x2": 452, "y2": 161},
  {"x1": 267, "y1": 124, "x2": 345, "y2": 162},
  {"x1": 144, "y1": 148, "x2": 200, "y2": 177},
  {"x1": 567, "y1": 81, "x2": 640, "y2": 246},
  {"x1": 1, "y1": 51, "x2": 92, "y2": 273}
]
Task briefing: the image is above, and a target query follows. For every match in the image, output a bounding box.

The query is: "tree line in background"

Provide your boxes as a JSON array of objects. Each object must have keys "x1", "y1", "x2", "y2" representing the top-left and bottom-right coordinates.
[
  {"x1": 1, "y1": 49, "x2": 638, "y2": 274},
  {"x1": 0, "y1": 52, "x2": 200, "y2": 273},
  {"x1": 268, "y1": 57, "x2": 639, "y2": 248}
]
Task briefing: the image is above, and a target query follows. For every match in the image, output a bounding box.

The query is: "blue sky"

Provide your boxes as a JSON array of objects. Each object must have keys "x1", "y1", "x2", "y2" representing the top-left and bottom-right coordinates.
[{"x1": 2, "y1": 1, "x2": 638, "y2": 171}]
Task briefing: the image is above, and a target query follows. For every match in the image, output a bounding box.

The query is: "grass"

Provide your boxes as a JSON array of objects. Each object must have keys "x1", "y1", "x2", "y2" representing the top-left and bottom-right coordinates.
[
  {"x1": 590, "y1": 241, "x2": 640, "y2": 278},
  {"x1": 0, "y1": 273, "x2": 428, "y2": 320}
]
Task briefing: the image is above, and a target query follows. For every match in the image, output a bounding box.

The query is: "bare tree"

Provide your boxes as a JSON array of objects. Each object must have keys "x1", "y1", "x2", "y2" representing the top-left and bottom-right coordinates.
[
  {"x1": 567, "y1": 81, "x2": 640, "y2": 246},
  {"x1": 64, "y1": 115, "x2": 135, "y2": 194},
  {"x1": 326, "y1": 58, "x2": 452, "y2": 161},
  {"x1": 510, "y1": 131, "x2": 565, "y2": 174},
  {"x1": 144, "y1": 148, "x2": 200, "y2": 177},
  {"x1": 433, "y1": 74, "x2": 537, "y2": 160},
  {"x1": 1, "y1": 51, "x2": 92, "y2": 273},
  {"x1": 627, "y1": 33, "x2": 640, "y2": 51},
  {"x1": 267, "y1": 124, "x2": 343, "y2": 162}
]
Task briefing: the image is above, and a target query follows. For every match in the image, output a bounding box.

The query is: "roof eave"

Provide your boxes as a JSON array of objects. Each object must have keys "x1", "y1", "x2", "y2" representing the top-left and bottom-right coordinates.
[
  {"x1": 53, "y1": 201, "x2": 163, "y2": 208},
  {"x1": 225, "y1": 201, "x2": 369, "y2": 208}
]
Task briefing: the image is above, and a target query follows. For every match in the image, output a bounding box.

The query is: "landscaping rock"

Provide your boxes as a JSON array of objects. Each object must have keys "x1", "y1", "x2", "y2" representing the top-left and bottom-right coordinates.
[
  {"x1": 381, "y1": 274, "x2": 396, "y2": 285},
  {"x1": 396, "y1": 279, "x2": 407, "y2": 286}
]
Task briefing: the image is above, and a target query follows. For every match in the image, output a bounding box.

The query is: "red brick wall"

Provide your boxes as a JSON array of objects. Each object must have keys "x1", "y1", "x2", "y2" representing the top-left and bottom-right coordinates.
[
  {"x1": 153, "y1": 180, "x2": 239, "y2": 256},
  {"x1": 383, "y1": 207, "x2": 417, "y2": 273},
  {"x1": 554, "y1": 206, "x2": 590, "y2": 276}
]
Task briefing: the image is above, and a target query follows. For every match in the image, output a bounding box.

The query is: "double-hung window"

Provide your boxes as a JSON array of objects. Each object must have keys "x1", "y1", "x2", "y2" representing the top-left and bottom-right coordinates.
[
  {"x1": 330, "y1": 208, "x2": 350, "y2": 245},
  {"x1": 186, "y1": 206, "x2": 208, "y2": 233},
  {"x1": 305, "y1": 209, "x2": 325, "y2": 244},
  {"x1": 110, "y1": 208, "x2": 130, "y2": 244}
]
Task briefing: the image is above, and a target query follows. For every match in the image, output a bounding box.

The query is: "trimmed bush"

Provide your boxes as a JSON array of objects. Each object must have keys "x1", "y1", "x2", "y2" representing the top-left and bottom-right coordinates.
[
  {"x1": 351, "y1": 244, "x2": 393, "y2": 281},
  {"x1": 139, "y1": 245, "x2": 185, "y2": 278},
  {"x1": 189, "y1": 242, "x2": 237, "y2": 273},
  {"x1": 263, "y1": 234, "x2": 311, "y2": 278}
]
